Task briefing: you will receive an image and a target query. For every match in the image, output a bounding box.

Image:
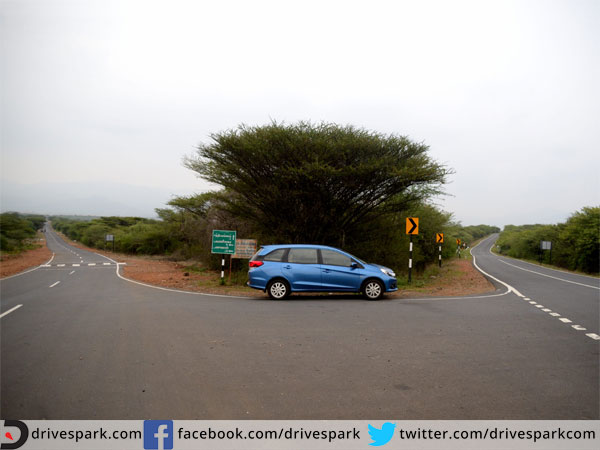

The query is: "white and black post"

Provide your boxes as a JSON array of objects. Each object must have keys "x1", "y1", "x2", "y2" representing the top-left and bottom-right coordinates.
[
  {"x1": 221, "y1": 258, "x2": 225, "y2": 285},
  {"x1": 439, "y1": 245, "x2": 442, "y2": 268},
  {"x1": 408, "y1": 235, "x2": 413, "y2": 284}
]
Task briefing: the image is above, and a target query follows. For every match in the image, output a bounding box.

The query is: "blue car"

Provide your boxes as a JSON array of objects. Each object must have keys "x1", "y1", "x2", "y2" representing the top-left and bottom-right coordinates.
[{"x1": 248, "y1": 244, "x2": 397, "y2": 300}]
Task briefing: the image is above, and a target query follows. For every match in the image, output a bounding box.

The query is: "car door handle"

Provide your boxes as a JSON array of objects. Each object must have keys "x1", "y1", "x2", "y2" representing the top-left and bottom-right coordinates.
[
  {"x1": 322, "y1": 269, "x2": 331, "y2": 273},
  {"x1": 283, "y1": 265, "x2": 291, "y2": 269}
]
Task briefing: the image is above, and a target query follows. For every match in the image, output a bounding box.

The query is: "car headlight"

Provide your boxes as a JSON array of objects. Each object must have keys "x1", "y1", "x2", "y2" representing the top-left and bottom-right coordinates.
[{"x1": 380, "y1": 268, "x2": 395, "y2": 278}]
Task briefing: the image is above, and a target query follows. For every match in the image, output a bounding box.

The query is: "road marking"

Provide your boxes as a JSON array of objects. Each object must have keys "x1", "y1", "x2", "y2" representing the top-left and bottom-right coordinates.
[
  {"x1": 73, "y1": 264, "x2": 80, "y2": 267},
  {"x1": 483, "y1": 238, "x2": 600, "y2": 342},
  {"x1": 88, "y1": 263, "x2": 96, "y2": 266},
  {"x1": 49, "y1": 281, "x2": 61, "y2": 288},
  {"x1": 1, "y1": 253, "x2": 55, "y2": 280},
  {"x1": 498, "y1": 259, "x2": 599, "y2": 290},
  {"x1": 103, "y1": 263, "x2": 111, "y2": 266},
  {"x1": 69, "y1": 271, "x2": 75, "y2": 275},
  {"x1": 0, "y1": 304, "x2": 23, "y2": 319},
  {"x1": 57, "y1": 264, "x2": 65, "y2": 267},
  {"x1": 524, "y1": 297, "x2": 530, "y2": 300}
]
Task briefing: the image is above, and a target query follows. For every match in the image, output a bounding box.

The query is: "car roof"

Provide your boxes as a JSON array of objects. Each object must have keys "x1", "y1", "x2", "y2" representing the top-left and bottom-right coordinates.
[{"x1": 260, "y1": 244, "x2": 341, "y2": 251}]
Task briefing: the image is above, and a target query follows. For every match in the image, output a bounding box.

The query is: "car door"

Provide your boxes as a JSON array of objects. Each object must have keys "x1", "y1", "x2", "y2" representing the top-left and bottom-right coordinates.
[
  {"x1": 320, "y1": 249, "x2": 362, "y2": 291},
  {"x1": 283, "y1": 248, "x2": 322, "y2": 291}
]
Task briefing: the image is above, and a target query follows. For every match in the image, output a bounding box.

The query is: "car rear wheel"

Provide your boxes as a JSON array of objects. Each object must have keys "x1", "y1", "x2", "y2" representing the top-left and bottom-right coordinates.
[
  {"x1": 363, "y1": 279, "x2": 384, "y2": 300},
  {"x1": 267, "y1": 279, "x2": 290, "y2": 300}
]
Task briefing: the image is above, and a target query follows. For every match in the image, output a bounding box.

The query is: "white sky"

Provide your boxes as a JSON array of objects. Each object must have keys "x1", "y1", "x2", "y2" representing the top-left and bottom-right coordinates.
[{"x1": 1, "y1": 0, "x2": 599, "y2": 226}]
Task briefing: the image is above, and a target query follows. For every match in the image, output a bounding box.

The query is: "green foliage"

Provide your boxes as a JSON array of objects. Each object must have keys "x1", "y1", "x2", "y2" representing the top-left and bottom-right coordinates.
[
  {"x1": 184, "y1": 121, "x2": 453, "y2": 248},
  {"x1": 0, "y1": 213, "x2": 45, "y2": 252},
  {"x1": 496, "y1": 206, "x2": 599, "y2": 274},
  {"x1": 52, "y1": 216, "x2": 180, "y2": 255}
]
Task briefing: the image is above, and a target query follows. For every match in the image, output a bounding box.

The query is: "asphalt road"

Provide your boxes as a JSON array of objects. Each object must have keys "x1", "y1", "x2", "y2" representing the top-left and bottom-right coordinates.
[{"x1": 1, "y1": 230, "x2": 598, "y2": 419}]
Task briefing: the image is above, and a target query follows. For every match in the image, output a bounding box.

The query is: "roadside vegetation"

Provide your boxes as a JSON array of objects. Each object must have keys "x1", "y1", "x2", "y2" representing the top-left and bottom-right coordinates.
[
  {"x1": 496, "y1": 206, "x2": 599, "y2": 274},
  {"x1": 0, "y1": 212, "x2": 46, "y2": 253},
  {"x1": 50, "y1": 122, "x2": 501, "y2": 286}
]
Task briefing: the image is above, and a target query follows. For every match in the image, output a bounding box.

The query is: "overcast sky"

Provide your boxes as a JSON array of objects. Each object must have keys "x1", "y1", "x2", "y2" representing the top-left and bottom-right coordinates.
[{"x1": 1, "y1": 0, "x2": 598, "y2": 227}]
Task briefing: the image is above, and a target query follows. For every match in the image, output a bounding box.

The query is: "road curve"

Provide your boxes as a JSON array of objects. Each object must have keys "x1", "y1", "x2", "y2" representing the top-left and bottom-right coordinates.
[{"x1": 1, "y1": 229, "x2": 598, "y2": 419}]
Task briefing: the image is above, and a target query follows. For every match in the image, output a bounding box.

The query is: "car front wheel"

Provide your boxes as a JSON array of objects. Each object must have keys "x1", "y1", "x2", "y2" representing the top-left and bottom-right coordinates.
[
  {"x1": 267, "y1": 279, "x2": 290, "y2": 300},
  {"x1": 363, "y1": 279, "x2": 384, "y2": 300}
]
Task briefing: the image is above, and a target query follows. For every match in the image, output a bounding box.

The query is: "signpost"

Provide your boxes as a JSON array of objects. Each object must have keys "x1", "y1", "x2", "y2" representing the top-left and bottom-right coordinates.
[
  {"x1": 436, "y1": 233, "x2": 444, "y2": 267},
  {"x1": 540, "y1": 241, "x2": 552, "y2": 264},
  {"x1": 232, "y1": 239, "x2": 257, "y2": 259},
  {"x1": 105, "y1": 234, "x2": 115, "y2": 252},
  {"x1": 212, "y1": 230, "x2": 237, "y2": 284},
  {"x1": 456, "y1": 238, "x2": 461, "y2": 258},
  {"x1": 406, "y1": 218, "x2": 419, "y2": 283}
]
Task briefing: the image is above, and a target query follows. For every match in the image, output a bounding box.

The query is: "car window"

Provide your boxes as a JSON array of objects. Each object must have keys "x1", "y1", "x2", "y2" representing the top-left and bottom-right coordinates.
[
  {"x1": 288, "y1": 248, "x2": 318, "y2": 264},
  {"x1": 321, "y1": 249, "x2": 353, "y2": 267},
  {"x1": 264, "y1": 248, "x2": 286, "y2": 262}
]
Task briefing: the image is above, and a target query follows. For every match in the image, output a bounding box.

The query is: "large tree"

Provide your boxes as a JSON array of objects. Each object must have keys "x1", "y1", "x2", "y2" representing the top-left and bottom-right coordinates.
[{"x1": 184, "y1": 122, "x2": 452, "y2": 246}]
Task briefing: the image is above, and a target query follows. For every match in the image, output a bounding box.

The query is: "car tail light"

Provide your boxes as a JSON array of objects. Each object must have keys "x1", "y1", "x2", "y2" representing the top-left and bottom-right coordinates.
[{"x1": 249, "y1": 261, "x2": 264, "y2": 268}]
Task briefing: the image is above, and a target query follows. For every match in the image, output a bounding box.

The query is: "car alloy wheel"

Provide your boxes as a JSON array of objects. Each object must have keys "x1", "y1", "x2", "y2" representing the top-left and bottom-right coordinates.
[
  {"x1": 268, "y1": 280, "x2": 289, "y2": 300},
  {"x1": 363, "y1": 280, "x2": 384, "y2": 300}
]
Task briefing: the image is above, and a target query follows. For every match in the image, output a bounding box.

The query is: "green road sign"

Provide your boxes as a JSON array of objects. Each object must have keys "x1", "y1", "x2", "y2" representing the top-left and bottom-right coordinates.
[{"x1": 211, "y1": 230, "x2": 236, "y2": 254}]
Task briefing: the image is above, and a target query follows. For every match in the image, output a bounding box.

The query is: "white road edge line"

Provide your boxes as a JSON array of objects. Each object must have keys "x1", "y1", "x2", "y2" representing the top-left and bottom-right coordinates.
[
  {"x1": 0, "y1": 253, "x2": 55, "y2": 280},
  {"x1": 98, "y1": 252, "x2": 249, "y2": 299},
  {"x1": 498, "y1": 259, "x2": 599, "y2": 290},
  {"x1": 49, "y1": 281, "x2": 61, "y2": 288},
  {"x1": 0, "y1": 304, "x2": 23, "y2": 319}
]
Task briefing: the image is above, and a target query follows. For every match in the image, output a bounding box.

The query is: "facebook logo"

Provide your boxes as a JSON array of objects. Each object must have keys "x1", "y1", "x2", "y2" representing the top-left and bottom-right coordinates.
[{"x1": 143, "y1": 421, "x2": 173, "y2": 450}]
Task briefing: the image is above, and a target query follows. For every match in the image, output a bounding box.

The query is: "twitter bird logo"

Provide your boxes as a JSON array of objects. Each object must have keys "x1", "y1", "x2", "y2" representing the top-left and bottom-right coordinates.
[{"x1": 368, "y1": 422, "x2": 396, "y2": 446}]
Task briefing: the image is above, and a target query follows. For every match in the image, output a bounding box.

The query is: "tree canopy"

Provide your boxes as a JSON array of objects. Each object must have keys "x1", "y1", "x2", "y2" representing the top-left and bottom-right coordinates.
[{"x1": 184, "y1": 122, "x2": 453, "y2": 247}]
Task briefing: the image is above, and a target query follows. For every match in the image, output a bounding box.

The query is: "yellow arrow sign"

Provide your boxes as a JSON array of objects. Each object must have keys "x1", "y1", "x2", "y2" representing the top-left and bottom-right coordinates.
[
  {"x1": 406, "y1": 217, "x2": 419, "y2": 235},
  {"x1": 436, "y1": 233, "x2": 444, "y2": 243},
  {"x1": 456, "y1": 238, "x2": 461, "y2": 245}
]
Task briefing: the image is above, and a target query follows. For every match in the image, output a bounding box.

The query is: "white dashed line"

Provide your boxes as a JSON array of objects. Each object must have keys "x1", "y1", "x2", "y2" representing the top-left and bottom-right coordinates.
[
  {"x1": 529, "y1": 301, "x2": 537, "y2": 304},
  {"x1": 57, "y1": 264, "x2": 65, "y2": 267},
  {"x1": 549, "y1": 313, "x2": 561, "y2": 317},
  {"x1": 572, "y1": 325, "x2": 587, "y2": 331},
  {"x1": 586, "y1": 333, "x2": 600, "y2": 340},
  {"x1": 0, "y1": 304, "x2": 23, "y2": 319},
  {"x1": 49, "y1": 281, "x2": 60, "y2": 288},
  {"x1": 542, "y1": 308, "x2": 552, "y2": 312},
  {"x1": 88, "y1": 263, "x2": 96, "y2": 266},
  {"x1": 103, "y1": 263, "x2": 111, "y2": 266},
  {"x1": 73, "y1": 264, "x2": 80, "y2": 267},
  {"x1": 535, "y1": 305, "x2": 544, "y2": 308},
  {"x1": 559, "y1": 318, "x2": 572, "y2": 323},
  {"x1": 69, "y1": 271, "x2": 75, "y2": 275}
]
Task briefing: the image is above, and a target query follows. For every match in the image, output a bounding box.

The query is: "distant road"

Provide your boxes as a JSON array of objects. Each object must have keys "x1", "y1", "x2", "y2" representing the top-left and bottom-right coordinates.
[{"x1": 1, "y1": 229, "x2": 598, "y2": 419}]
